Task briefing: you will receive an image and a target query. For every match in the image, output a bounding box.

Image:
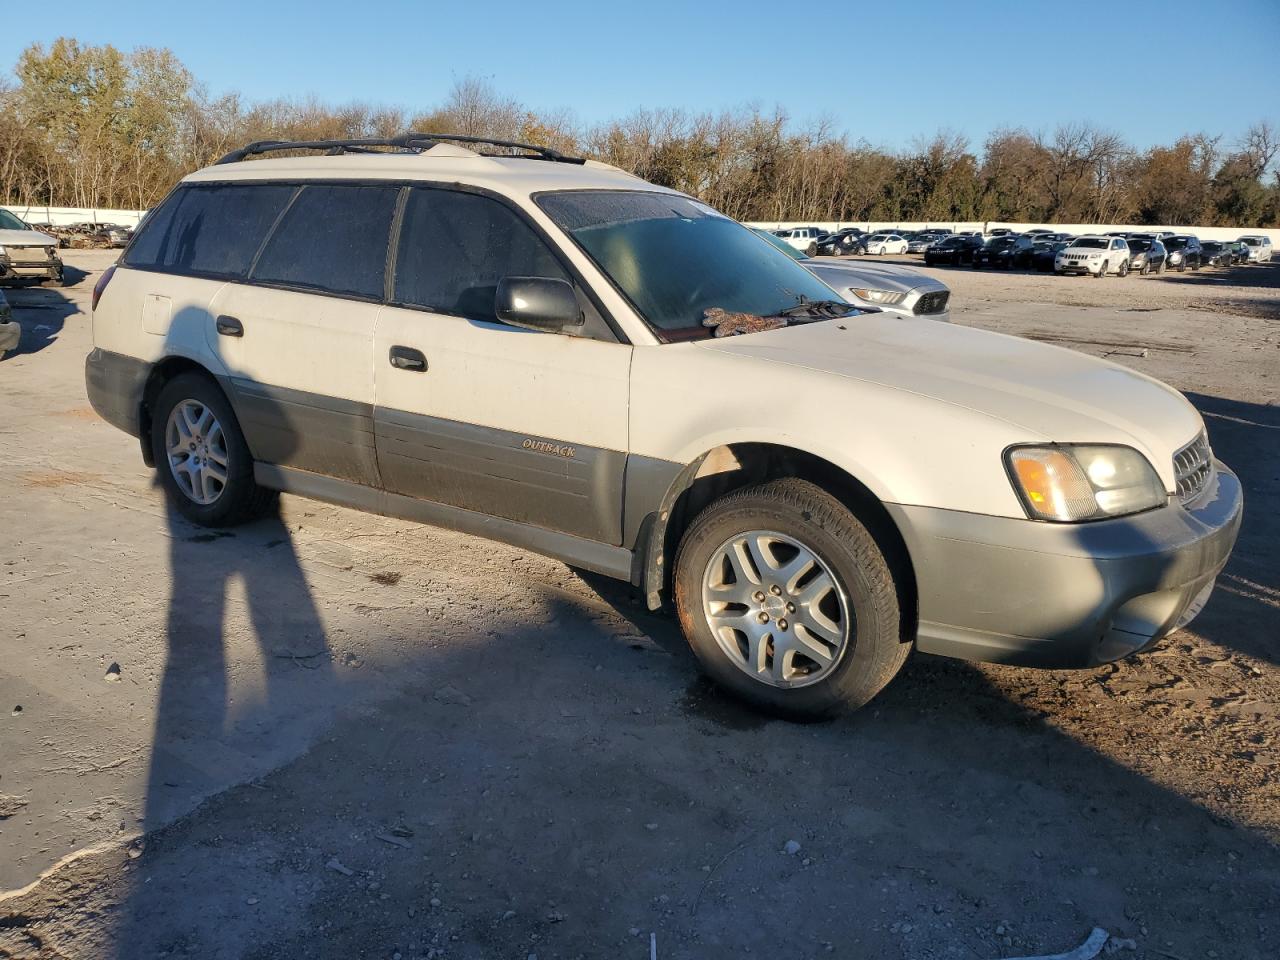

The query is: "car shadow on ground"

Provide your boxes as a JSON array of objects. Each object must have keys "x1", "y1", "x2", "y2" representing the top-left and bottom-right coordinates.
[
  {"x1": 82, "y1": 535, "x2": 1278, "y2": 959},
  {"x1": 0, "y1": 265, "x2": 89, "y2": 359}
]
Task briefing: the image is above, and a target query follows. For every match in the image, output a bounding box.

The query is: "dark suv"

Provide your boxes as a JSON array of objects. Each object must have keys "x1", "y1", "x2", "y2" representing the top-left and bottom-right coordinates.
[{"x1": 1162, "y1": 235, "x2": 1202, "y2": 272}]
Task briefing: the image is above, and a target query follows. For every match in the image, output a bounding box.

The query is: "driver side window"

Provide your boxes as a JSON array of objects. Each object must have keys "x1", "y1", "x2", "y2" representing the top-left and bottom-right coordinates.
[{"x1": 393, "y1": 188, "x2": 570, "y2": 322}]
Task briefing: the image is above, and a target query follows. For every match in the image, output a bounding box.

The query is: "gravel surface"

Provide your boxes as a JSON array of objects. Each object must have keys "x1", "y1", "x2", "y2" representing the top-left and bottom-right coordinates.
[{"x1": 1, "y1": 251, "x2": 1277, "y2": 960}]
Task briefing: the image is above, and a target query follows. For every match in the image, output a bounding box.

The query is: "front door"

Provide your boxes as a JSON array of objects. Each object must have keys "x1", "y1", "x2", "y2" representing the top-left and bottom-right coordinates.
[{"x1": 373, "y1": 187, "x2": 631, "y2": 545}]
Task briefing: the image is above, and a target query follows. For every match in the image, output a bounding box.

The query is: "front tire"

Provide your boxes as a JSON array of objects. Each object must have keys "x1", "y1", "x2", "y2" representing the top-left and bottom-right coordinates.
[
  {"x1": 1118, "y1": 259, "x2": 1129, "y2": 277},
  {"x1": 151, "y1": 372, "x2": 276, "y2": 527},
  {"x1": 806, "y1": 243, "x2": 818, "y2": 256},
  {"x1": 673, "y1": 479, "x2": 908, "y2": 718}
]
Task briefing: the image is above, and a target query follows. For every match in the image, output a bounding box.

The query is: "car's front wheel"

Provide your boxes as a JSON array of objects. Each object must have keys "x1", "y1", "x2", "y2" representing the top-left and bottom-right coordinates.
[
  {"x1": 673, "y1": 479, "x2": 908, "y2": 718},
  {"x1": 151, "y1": 372, "x2": 276, "y2": 527}
]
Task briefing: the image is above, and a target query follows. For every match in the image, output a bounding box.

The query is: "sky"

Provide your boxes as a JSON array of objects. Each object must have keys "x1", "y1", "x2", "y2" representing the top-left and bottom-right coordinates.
[{"x1": 5, "y1": 0, "x2": 1278, "y2": 153}]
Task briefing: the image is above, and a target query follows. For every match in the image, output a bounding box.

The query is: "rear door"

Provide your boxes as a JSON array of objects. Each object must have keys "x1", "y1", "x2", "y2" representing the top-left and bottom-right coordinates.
[
  {"x1": 208, "y1": 182, "x2": 400, "y2": 485},
  {"x1": 373, "y1": 186, "x2": 631, "y2": 544}
]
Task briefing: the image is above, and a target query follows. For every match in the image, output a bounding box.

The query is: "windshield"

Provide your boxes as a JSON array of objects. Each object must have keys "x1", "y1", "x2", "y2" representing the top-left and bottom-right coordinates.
[
  {"x1": 1243, "y1": 237, "x2": 1260, "y2": 246},
  {"x1": 0, "y1": 209, "x2": 30, "y2": 231},
  {"x1": 1128, "y1": 239, "x2": 1152, "y2": 252},
  {"x1": 1164, "y1": 238, "x2": 1188, "y2": 250},
  {"x1": 987, "y1": 237, "x2": 1016, "y2": 249},
  {"x1": 1071, "y1": 238, "x2": 1108, "y2": 250},
  {"x1": 539, "y1": 191, "x2": 846, "y2": 340}
]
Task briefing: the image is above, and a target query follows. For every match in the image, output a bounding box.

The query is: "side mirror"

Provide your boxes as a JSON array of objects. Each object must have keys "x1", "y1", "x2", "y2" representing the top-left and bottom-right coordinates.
[{"x1": 495, "y1": 277, "x2": 583, "y2": 333}]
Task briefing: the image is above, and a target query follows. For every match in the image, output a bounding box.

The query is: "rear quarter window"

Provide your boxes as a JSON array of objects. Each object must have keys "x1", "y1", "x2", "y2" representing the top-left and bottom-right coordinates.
[{"x1": 124, "y1": 184, "x2": 296, "y2": 277}]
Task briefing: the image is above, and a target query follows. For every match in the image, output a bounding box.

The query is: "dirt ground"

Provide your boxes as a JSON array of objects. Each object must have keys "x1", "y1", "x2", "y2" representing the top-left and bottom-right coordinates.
[{"x1": 1, "y1": 250, "x2": 1277, "y2": 960}]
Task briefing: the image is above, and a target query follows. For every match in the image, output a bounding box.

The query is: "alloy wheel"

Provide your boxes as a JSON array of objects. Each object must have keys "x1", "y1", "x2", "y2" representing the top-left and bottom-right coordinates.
[
  {"x1": 701, "y1": 530, "x2": 852, "y2": 688},
  {"x1": 165, "y1": 399, "x2": 229, "y2": 505}
]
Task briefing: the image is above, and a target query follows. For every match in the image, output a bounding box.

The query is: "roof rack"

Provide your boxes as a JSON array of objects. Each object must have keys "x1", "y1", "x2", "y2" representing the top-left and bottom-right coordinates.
[{"x1": 214, "y1": 132, "x2": 586, "y2": 166}]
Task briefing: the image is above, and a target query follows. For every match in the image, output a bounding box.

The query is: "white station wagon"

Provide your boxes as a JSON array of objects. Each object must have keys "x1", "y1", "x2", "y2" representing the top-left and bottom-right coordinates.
[{"x1": 86, "y1": 134, "x2": 1243, "y2": 717}]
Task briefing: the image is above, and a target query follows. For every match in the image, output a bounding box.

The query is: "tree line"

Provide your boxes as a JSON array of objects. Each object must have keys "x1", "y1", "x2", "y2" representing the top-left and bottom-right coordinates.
[{"x1": 2, "y1": 38, "x2": 1277, "y2": 227}]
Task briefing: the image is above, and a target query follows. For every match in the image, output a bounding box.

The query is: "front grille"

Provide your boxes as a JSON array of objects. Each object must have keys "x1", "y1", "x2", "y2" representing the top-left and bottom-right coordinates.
[
  {"x1": 1173, "y1": 431, "x2": 1213, "y2": 505},
  {"x1": 913, "y1": 290, "x2": 950, "y2": 315}
]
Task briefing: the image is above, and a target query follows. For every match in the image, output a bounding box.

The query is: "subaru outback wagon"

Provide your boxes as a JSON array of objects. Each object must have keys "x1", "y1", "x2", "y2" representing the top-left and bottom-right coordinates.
[{"x1": 86, "y1": 133, "x2": 1242, "y2": 717}]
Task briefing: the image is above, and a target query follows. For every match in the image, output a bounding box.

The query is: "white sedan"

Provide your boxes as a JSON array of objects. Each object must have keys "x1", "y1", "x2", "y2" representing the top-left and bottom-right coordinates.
[{"x1": 865, "y1": 233, "x2": 908, "y2": 255}]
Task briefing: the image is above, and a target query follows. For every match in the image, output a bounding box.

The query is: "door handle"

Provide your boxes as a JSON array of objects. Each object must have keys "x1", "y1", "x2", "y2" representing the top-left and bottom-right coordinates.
[
  {"x1": 215, "y1": 315, "x2": 243, "y2": 337},
  {"x1": 389, "y1": 346, "x2": 427, "y2": 372}
]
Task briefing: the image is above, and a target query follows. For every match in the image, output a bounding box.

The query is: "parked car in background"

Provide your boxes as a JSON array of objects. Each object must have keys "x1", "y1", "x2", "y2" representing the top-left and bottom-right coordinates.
[
  {"x1": 94, "y1": 224, "x2": 133, "y2": 248},
  {"x1": 865, "y1": 233, "x2": 908, "y2": 255},
  {"x1": 985, "y1": 227, "x2": 1015, "y2": 238},
  {"x1": 1227, "y1": 240, "x2": 1250, "y2": 264},
  {"x1": 1163, "y1": 235, "x2": 1202, "y2": 272},
  {"x1": 0, "y1": 208, "x2": 66, "y2": 286},
  {"x1": 1023, "y1": 228, "x2": 1055, "y2": 238},
  {"x1": 816, "y1": 228, "x2": 867, "y2": 257},
  {"x1": 1055, "y1": 236, "x2": 1131, "y2": 277},
  {"x1": 1032, "y1": 239, "x2": 1070, "y2": 272},
  {"x1": 1237, "y1": 235, "x2": 1273, "y2": 263},
  {"x1": 775, "y1": 227, "x2": 827, "y2": 256},
  {"x1": 1199, "y1": 241, "x2": 1234, "y2": 268},
  {"x1": 754, "y1": 229, "x2": 952, "y2": 322},
  {"x1": 924, "y1": 234, "x2": 984, "y2": 266},
  {"x1": 973, "y1": 235, "x2": 1036, "y2": 269},
  {"x1": 0, "y1": 288, "x2": 17, "y2": 358},
  {"x1": 1125, "y1": 237, "x2": 1167, "y2": 275},
  {"x1": 906, "y1": 235, "x2": 938, "y2": 253}
]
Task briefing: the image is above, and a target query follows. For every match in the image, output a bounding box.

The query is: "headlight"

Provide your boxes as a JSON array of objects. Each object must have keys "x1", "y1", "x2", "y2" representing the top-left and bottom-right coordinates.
[
  {"x1": 850, "y1": 287, "x2": 907, "y2": 305},
  {"x1": 1006, "y1": 445, "x2": 1166, "y2": 522},
  {"x1": 1169, "y1": 251, "x2": 1182, "y2": 262}
]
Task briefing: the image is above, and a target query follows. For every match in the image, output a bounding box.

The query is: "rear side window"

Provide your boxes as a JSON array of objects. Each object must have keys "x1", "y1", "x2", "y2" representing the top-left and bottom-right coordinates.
[
  {"x1": 393, "y1": 188, "x2": 569, "y2": 320},
  {"x1": 252, "y1": 184, "x2": 399, "y2": 299},
  {"x1": 124, "y1": 184, "x2": 295, "y2": 277}
]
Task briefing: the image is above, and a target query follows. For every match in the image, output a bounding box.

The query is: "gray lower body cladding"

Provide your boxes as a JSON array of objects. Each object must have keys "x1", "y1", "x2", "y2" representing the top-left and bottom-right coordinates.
[
  {"x1": 227, "y1": 379, "x2": 381, "y2": 488},
  {"x1": 887, "y1": 463, "x2": 1243, "y2": 668},
  {"x1": 375, "y1": 407, "x2": 627, "y2": 545},
  {"x1": 85, "y1": 348, "x2": 150, "y2": 437},
  {"x1": 254, "y1": 463, "x2": 634, "y2": 581}
]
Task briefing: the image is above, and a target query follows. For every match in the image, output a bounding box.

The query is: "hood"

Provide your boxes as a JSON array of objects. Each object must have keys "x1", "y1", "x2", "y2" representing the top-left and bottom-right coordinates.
[
  {"x1": 805, "y1": 259, "x2": 944, "y2": 294},
  {"x1": 697, "y1": 316, "x2": 1203, "y2": 473},
  {"x1": 0, "y1": 228, "x2": 56, "y2": 248}
]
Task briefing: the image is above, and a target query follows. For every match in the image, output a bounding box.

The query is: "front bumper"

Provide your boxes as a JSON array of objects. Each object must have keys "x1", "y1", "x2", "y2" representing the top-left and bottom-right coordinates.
[
  {"x1": 887, "y1": 462, "x2": 1243, "y2": 668},
  {"x1": 0, "y1": 250, "x2": 63, "y2": 282}
]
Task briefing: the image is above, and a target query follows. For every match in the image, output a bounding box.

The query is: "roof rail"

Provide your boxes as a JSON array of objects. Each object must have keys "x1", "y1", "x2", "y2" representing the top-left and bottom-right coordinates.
[{"x1": 214, "y1": 132, "x2": 586, "y2": 166}]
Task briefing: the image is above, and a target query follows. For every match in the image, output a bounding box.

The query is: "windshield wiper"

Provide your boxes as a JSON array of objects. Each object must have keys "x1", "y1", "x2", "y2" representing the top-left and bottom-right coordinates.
[{"x1": 777, "y1": 298, "x2": 860, "y2": 320}]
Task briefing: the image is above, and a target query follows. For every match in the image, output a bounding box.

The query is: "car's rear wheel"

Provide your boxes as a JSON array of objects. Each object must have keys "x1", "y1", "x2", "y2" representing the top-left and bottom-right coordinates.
[
  {"x1": 151, "y1": 372, "x2": 277, "y2": 527},
  {"x1": 673, "y1": 478, "x2": 908, "y2": 718}
]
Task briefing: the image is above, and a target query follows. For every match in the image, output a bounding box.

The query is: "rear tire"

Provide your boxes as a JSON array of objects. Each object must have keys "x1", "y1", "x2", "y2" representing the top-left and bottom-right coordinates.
[
  {"x1": 151, "y1": 372, "x2": 277, "y2": 527},
  {"x1": 673, "y1": 478, "x2": 908, "y2": 718}
]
